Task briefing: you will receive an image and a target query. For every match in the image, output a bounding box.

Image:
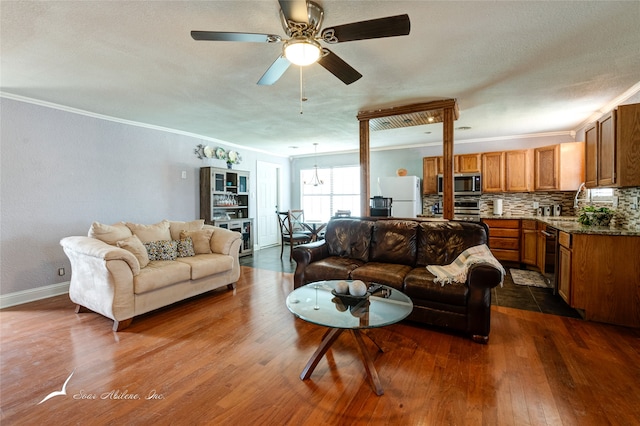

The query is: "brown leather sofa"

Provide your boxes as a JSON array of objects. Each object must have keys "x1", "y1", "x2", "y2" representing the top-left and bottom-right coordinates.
[{"x1": 293, "y1": 217, "x2": 503, "y2": 343}]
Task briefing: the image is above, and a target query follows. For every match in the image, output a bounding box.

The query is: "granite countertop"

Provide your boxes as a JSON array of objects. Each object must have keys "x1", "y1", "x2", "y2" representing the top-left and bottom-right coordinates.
[{"x1": 481, "y1": 214, "x2": 640, "y2": 236}]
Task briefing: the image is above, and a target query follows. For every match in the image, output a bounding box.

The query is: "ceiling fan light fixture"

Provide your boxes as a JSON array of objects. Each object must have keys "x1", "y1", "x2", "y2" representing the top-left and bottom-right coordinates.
[{"x1": 284, "y1": 38, "x2": 321, "y2": 66}]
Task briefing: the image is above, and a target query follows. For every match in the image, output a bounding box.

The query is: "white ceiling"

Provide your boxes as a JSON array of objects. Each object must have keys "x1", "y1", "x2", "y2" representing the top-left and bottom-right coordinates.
[{"x1": 1, "y1": 1, "x2": 639, "y2": 157}]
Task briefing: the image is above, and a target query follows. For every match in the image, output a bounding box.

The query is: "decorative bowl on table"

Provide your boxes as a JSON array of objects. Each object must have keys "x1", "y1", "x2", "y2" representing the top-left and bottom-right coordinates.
[{"x1": 331, "y1": 290, "x2": 369, "y2": 306}]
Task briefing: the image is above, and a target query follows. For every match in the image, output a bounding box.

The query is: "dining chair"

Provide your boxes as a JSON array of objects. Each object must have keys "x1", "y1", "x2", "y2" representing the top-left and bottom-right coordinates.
[{"x1": 277, "y1": 211, "x2": 312, "y2": 260}]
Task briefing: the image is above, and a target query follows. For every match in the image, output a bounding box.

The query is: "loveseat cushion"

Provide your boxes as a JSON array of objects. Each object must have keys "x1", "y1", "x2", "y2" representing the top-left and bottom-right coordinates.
[
  {"x1": 133, "y1": 260, "x2": 191, "y2": 294},
  {"x1": 416, "y1": 221, "x2": 488, "y2": 266},
  {"x1": 369, "y1": 220, "x2": 418, "y2": 266},
  {"x1": 350, "y1": 262, "x2": 412, "y2": 290},
  {"x1": 180, "y1": 229, "x2": 214, "y2": 254},
  {"x1": 126, "y1": 220, "x2": 172, "y2": 243},
  {"x1": 403, "y1": 267, "x2": 468, "y2": 306},
  {"x1": 303, "y1": 256, "x2": 365, "y2": 283},
  {"x1": 324, "y1": 218, "x2": 374, "y2": 262},
  {"x1": 169, "y1": 219, "x2": 205, "y2": 240},
  {"x1": 88, "y1": 222, "x2": 133, "y2": 245},
  {"x1": 116, "y1": 235, "x2": 150, "y2": 268},
  {"x1": 176, "y1": 253, "x2": 234, "y2": 280}
]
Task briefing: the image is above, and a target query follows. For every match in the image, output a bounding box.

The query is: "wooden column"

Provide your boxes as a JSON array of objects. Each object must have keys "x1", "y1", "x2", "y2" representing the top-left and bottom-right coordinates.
[
  {"x1": 442, "y1": 106, "x2": 455, "y2": 220},
  {"x1": 359, "y1": 119, "x2": 371, "y2": 216},
  {"x1": 357, "y1": 99, "x2": 459, "y2": 219}
]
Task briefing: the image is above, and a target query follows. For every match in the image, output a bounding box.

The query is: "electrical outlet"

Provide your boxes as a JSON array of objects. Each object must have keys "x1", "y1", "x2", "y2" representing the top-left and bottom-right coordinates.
[
  {"x1": 181, "y1": 171, "x2": 187, "y2": 179},
  {"x1": 58, "y1": 267, "x2": 65, "y2": 276},
  {"x1": 533, "y1": 201, "x2": 539, "y2": 209},
  {"x1": 613, "y1": 196, "x2": 619, "y2": 208},
  {"x1": 632, "y1": 196, "x2": 639, "y2": 210}
]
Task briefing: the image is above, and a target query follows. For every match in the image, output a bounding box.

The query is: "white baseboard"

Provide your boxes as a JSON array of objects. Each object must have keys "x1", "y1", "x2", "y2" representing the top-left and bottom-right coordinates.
[{"x1": 0, "y1": 282, "x2": 70, "y2": 309}]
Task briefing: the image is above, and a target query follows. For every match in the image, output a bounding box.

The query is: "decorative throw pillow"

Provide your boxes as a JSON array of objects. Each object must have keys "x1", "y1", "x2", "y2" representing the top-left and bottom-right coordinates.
[
  {"x1": 144, "y1": 240, "x2": 178, "y2": 261},
  {"x1": 126, "y1": 220, "x2": 171, "y2": 243},
  {"x1": 176, "y1": 236, "x2": 195, "y2": 257},
  {"x1": 89, "y1": 222, "x2": 133, "y2": 245},
  {"x1": 169, "y1": 219, "x2": 205, "y2": 241},
  {"x1": 116, "y1": 235, "x2": 150, "y2": 268},
  {"x1": 180, "y1": 229, "x2": 214, "y2": 254}
]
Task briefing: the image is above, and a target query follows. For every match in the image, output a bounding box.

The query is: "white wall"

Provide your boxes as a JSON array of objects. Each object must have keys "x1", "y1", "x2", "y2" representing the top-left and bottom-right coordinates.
[{"x1": 0, "y1": 97, "x2": 290, "y2": 296}]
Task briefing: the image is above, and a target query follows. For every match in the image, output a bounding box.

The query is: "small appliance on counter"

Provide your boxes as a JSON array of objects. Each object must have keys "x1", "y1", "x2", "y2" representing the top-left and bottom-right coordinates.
[
  {"x1": 370, "y1": 196, "x2": 392, "y2": 217},
  {"x1": 493, "y1": 199, "x2": 503, "y2": 216},
  {"x1": 544, "y1": 206, "x2": 551, "y2": 216},
  {"x1": 553, "y1": 204, "x2": 562, "y2": 216}
]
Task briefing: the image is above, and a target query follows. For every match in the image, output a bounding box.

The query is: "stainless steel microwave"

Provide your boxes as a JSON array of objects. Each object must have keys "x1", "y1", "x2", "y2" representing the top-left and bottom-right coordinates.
[{"x1": 437, "y1": 173, "x2": 482, "y2": 195}]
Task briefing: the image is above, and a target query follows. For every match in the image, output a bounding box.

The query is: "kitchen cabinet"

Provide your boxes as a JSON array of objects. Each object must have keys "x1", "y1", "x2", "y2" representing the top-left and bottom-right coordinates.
[
  {"x1": 505, "y1": 149, "x2": 533, "y2": 192},
  {"x1": 481, "y1": 152, "x2": 505, "y2": 193},
  {"x1": 422, "y1": 157, "x2": 440, "y2": 194},
  {"x1": 570, "y1": 233, "x2": 640, "y2": 327},
  {"x1": 584, "y1": 123, "x2": 598, "y2": 187},
  {"x1": 585, "y1": 102, "x2": 640, "y2": 188},
  {"x1": 534, "y1": 142, "x2": 584, "y2": 191},
  {"x1": 483, "y1": 218, "x2": 520, "y2": 262},
  {"x1": 557, "y1": 231, "x2": 571, "y2": 304},
  {"x1": 457, "y1": 154, "x2": 481, "y2": 173},
  {"x1": 520, "y1": 219, "x2": 537, "y2": 265}
]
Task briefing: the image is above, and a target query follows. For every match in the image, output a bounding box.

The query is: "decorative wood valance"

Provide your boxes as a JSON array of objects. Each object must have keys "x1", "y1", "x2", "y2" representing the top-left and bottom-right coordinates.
[{"x1": 357, "y1": 99, "x2": 459, "y2": 219}]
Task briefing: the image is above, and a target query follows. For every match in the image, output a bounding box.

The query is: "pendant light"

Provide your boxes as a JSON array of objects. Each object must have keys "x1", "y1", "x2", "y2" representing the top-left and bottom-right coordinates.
[{"x1": 304, "y1": 143, "x2": 323, "y2": 186}]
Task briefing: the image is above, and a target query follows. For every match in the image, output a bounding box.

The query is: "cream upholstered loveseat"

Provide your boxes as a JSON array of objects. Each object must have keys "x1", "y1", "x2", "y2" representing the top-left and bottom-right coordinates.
[{"x1": 60, "y1": 219, "x2": 242, "y2": 331}]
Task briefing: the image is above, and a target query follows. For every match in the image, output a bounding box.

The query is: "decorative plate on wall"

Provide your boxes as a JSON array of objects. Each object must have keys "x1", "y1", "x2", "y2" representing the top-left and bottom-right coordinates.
[{"x1": 203, "y1": 146, "x2": 214, "y2": 158}]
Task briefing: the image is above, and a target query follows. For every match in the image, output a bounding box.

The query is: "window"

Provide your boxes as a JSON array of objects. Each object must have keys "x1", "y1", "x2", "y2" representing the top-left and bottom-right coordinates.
[
  {"x1": 300, "y1": 166, "x2": 361, "y2": 220},
  {"x1": 589, "y1": 188, "x2": 615, "y2": 203}
]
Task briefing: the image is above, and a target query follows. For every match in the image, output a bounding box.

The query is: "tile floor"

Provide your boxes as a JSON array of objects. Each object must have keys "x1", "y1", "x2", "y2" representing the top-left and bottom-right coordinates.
[{"x1": 241, "y1": 245, "x2": 582, "y2": 318}]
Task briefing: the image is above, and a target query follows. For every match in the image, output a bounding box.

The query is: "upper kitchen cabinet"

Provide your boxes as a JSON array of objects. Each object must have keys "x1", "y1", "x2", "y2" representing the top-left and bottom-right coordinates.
[
  {"x1": 457, "y1": 154, "x2": 481, "y2": 173},
  {"x1": 422, "y1": 156, "x2": 440, "y2": 194},
  {"x1": 534, "y1": 142, "x2": 585, "y2": 191},
  {"x1": 505, "y1": 149, "x2": 533, "y2": 192},
  {"x1": 585, "y1": 103, "x2": 640, "y2": 188},
  {"x1": 481, "y1": 151, "x2": 505, "y2": 192}
]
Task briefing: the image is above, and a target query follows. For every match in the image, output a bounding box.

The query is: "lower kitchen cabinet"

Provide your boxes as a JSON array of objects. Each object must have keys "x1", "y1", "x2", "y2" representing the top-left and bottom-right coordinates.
[
  {"x1": 557, "y1": 231, "x2": 572, "y2": 304},
  {"x1": 483, "y1": 218, "x2": 520, "y2": 262},
  {"x1": 520, "y1": 219, "x2": 537, "y2": 265},
  {"x1": 570, "y1": 233, "x2": 640, "y2": 328}
]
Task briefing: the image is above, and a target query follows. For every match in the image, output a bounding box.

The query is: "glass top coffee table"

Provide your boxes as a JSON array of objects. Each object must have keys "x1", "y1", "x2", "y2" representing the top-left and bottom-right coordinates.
[{"x1": 286, "y1": 280, "x2": 413, "y2": 395}]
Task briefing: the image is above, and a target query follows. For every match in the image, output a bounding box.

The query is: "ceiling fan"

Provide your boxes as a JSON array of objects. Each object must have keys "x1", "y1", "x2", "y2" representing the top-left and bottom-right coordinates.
[{"x1": 191, "y1": 0, "x2": 410, "y2": 86}]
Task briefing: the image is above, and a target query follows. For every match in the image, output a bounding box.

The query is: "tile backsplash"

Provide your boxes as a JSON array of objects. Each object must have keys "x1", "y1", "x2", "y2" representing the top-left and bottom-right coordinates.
[{"x1": 422, "y1": 186, "x2": 640, "y2": 230}]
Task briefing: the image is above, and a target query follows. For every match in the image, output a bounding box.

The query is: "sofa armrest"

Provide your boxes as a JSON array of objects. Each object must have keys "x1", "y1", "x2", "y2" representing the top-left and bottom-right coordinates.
[
  {"x1": 60, "y1": 236, "x2": 140, "y2": 274},
  {"x1": 60, "y1": 236, "x2": 137, "y2": 322},
  {"x1": 207, "y1": 226, "x2": 242, "y2": 255},
  {"x1": 293, "y1": 240, "x2": 329, "y2": 288},
  {"x1": 467, "y1": 263, "x2": 503, "y2": 290}
]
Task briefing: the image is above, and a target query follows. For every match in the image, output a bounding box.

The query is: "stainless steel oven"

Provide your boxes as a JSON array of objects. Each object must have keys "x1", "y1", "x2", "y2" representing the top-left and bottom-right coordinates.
[{"x1": 541, "y1": 226, "x2": 558, "y2": 293}]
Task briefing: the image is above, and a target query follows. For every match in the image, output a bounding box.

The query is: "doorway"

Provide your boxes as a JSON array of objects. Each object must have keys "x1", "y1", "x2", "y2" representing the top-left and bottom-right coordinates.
[{"x1": 256, "y1": 161, "x2": 281, "y2": 248}]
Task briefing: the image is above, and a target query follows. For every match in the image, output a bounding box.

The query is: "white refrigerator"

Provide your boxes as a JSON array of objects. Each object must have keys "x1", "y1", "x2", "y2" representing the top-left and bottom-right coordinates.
[{"x1": 377, "y1": 176, "x2": 422, "y2": 218}]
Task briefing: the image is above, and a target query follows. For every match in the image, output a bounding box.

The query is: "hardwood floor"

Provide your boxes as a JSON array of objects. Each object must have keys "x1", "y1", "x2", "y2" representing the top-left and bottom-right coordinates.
[{"x1": 1, "y1": 265, "x2": 639, "y2": 425}]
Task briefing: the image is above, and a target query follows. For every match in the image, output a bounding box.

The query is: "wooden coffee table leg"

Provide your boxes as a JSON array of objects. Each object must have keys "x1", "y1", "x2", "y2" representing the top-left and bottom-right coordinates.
[
  {"x1": 351, "y1": 330, "x2": 384, "y2": 396},
  {"x1": 300, "y1": 328, "x2": 344, "y2": 380}
]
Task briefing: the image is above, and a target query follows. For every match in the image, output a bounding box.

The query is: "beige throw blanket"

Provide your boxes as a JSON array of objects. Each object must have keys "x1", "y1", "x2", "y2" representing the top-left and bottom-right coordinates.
[{"x1": 427, "y1": 244, "x2": 505, "y2": 286}]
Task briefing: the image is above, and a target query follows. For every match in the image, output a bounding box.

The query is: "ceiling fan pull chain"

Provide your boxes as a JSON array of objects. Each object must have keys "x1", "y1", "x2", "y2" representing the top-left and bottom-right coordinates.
[{"x1": 299, "y1": 66, "x2": 308, "y2": 115}]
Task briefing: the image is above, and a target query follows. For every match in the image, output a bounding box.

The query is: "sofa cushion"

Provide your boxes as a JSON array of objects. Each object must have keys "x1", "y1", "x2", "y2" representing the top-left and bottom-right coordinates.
[
  {"x1": 126, "y1": 220, "x2": 171, "y2": 243},
  {"x1": 303, "y1": 257, "x2": 365, "y2": 283},
  {"x1": 116, "y1": 234, "x2": 150, "y2": 269},
  {"x1": 180, "y1": 229, "x2": 214, "y2": 254},
  {"x1": 169, "y1": 220, "x2": 205, "y2": 240},
  {"x1": 176, "y1": 253, "x2": 234, "y2": 280},
  {"x1": 403, "y1": 267, "x2": 468, "y2": 306},
  {"x1": 416, "y1": 221, "x2": 488, "y2": 266},
  {"x1": 176, "y1": 236, "x2": 195, "y2": 257},
  {"x1": 133, "y1": 260, "x2": 191, "y2": 294},
  {"x1": 324, "y1": 218, "x2": 374, "y2": 262},
  {"x1": 89, "y1": 222, "x2": 132, "y2": 245},
  {"x1": 350, "y1": 262, "x2": 412, "y2": 290},
  {"x1": 369, "y1": 220, "x2": 418, "y2": 266},
  {"x1": 144, "y1": 240, "x2": 178, "y2": 261}
]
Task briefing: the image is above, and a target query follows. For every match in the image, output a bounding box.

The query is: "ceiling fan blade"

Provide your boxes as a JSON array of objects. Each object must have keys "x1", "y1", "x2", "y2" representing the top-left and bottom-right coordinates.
[
  {"x1": 321, "y1": 14, "x2": 410, "y2": 43},
  {"x1": 257, "y1": 56, "x2": 292, "y2": 85},
  {"x1": 278, "y1": 0, "x2": 309, "y2": 24},
  {"x1": 317, "y1": 49, "x2": 362, "y2": 85},
  {"x1": 191, "y1": 31, "x2": 281, "y2": 43}
]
